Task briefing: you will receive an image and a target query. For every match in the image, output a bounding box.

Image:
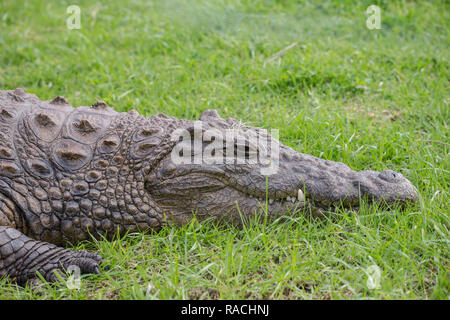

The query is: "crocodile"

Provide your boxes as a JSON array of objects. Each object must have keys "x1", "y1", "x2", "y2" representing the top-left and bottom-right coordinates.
[{"x1": 0, "y1": 88, "x2": 418, "y2": 284}]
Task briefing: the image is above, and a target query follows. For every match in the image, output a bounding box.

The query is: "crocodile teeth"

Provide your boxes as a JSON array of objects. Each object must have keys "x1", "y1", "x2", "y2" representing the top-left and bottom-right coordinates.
[
  {"x1": 297, "y1": 189, "x2": 305, "y2": 202},
  {"x1": 250, "y1": 193, "x2": 303, "y2": 204}
]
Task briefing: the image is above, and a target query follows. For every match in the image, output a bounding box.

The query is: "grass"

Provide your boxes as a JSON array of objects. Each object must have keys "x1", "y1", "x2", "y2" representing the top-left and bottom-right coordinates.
[{"x1": 0, "y1": 0, "x2": 448, "y2": 299}]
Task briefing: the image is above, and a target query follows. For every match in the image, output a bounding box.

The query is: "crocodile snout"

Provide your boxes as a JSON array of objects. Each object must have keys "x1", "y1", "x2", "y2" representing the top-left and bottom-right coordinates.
[{"x1": 355, "y1": 169, "x2": 419, "y2": 206}]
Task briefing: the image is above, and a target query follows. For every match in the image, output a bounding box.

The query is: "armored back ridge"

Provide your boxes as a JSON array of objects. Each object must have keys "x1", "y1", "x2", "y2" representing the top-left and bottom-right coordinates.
[{"x1": 0, "y1": 89, "x2": 418, "y2": 284}]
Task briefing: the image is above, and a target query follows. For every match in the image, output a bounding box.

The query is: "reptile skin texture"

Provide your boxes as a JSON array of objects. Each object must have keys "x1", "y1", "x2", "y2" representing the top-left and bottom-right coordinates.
[{"x1": 0, "y1": 88, "x2": 418, "y2": 284}]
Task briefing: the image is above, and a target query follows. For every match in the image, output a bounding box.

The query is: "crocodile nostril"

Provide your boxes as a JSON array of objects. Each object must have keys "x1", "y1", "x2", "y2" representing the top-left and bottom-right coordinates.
[{"x1": 379, "y1": 170, "x2": 401, "y2": 182}]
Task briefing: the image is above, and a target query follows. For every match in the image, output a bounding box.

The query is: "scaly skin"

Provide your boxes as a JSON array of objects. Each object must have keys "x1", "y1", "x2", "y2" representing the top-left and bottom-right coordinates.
[{"x1": 0, "y1": 88, "x2": 418, "y2": 284}]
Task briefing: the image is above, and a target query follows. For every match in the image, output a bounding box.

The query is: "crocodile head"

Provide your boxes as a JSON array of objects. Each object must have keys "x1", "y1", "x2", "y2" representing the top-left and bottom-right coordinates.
[{"x1": 145, "y1": 110, "x2": 418, "y2": 225}]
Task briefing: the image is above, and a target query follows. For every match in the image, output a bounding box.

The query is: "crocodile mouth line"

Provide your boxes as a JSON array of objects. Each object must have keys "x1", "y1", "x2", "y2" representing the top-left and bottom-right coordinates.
[
  {"x1": 146, "y1": 171, "x2": 306, "y2": 209},
  {"x1": 244, "y1": 188, "x2": 305, "y2": 205}
]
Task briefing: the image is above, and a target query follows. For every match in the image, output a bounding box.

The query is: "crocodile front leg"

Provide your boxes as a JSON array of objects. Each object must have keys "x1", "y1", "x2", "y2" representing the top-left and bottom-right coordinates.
[{"x1": 0, "y1": 226, "x2": 103, "y2": 285}]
